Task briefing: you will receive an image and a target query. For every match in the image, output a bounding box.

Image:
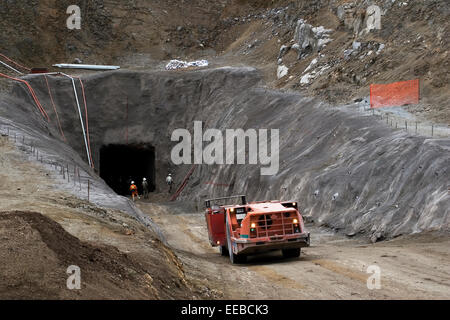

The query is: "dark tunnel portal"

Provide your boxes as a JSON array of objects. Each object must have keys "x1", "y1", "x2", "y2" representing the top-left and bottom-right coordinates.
[{"x1": 100, "y1": 144, "x2": 155, "y2": 196}]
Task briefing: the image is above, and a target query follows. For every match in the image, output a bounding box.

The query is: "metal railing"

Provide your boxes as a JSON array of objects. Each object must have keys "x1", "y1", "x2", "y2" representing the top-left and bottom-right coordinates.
[{"x1": 357, "y1": 106, "x2": 450, "y2": 138}]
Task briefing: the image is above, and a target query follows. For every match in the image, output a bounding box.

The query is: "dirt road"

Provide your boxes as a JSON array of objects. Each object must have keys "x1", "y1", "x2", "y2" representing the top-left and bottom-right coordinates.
[
  {"x1": 0, "y1": 131, "x2": 448, "y2": 300},
  {"x1": 138, "y1": 201, "x2": 450, "y2": 300}
]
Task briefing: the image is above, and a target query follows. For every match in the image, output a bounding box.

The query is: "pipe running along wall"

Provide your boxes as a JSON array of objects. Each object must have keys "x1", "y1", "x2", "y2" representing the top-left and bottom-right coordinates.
[{"x1": 60, "y1": 73, "x2": 93, "y2": 168}]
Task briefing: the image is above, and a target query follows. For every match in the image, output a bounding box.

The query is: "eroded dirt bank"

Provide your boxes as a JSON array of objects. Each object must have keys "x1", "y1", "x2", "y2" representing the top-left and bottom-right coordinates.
[{"x1": 138, "y1": 201, "x2": 450, "y2": 300}]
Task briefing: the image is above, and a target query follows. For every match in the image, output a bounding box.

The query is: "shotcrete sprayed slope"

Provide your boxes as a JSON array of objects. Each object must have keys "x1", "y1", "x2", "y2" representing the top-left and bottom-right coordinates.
[{"x1": 2, "y1": 67, "x2": 449, "y2": 240}]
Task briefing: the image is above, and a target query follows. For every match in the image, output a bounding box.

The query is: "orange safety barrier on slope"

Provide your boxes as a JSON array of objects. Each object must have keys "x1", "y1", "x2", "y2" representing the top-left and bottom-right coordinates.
[{"x1": 370, "y1": 79, "x2": 420, "y2": 108}]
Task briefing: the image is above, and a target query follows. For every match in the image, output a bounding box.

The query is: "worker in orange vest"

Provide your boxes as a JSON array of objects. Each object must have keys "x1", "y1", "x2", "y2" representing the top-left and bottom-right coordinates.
[{"x1": 129, "y1": 181, "x2": 140, "y2": 201}]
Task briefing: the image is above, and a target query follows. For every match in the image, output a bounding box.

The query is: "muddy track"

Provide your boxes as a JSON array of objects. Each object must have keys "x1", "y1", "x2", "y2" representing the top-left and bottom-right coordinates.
[{"x1": 138, "y1": 202, "x2": 450, "y2": 300}]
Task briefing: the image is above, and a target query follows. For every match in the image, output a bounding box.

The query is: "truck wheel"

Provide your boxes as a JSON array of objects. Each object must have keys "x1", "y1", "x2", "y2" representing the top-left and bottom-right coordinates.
[
  {"x1": 219, "y1": 245, "x2": 228, "y2": 256},
  {"x1": 226, "y1": 215, "x2": 246, "y2": 264},
  {"x1": 233, "y1": 254, "x2": 247, "y2": 264},
  {"x1": 282, "y1": 248, "x2": 301, "y2": 258}
]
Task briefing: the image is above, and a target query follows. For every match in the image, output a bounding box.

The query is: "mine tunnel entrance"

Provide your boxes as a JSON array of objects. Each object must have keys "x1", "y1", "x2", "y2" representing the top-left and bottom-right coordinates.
[{"x1": 99, "y1": 144, "x2": 156, "y2": 196}]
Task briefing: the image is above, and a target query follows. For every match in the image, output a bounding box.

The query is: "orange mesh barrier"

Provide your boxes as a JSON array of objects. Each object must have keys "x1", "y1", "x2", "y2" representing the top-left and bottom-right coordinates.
[{"x1": 370, "y1": 79, "x2": 419, "y2": 108}]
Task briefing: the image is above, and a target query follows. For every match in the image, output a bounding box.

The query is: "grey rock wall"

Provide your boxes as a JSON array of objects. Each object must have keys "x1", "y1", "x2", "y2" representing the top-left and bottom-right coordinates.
[{"x1": 1, "y1": 66, "x2": 448, "y2": 241}]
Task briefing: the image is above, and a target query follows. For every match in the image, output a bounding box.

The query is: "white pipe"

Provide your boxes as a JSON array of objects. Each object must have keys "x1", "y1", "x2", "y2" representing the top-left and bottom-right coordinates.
[
  {"x1": 53, "y1": 64, "x2": 120, "y2": 70},
  {"x1": 0, "y1": 60, "x2": 24, "y2": 74},
  {"x1": 34, "y1": 72, "x2": 60, "y2": 76},
  {"x1": 61, "y1": 73, "x2": 92, "y2": 167},
  {"x1": 23, "y1": 72, "x2": 60, "y2": 78}
]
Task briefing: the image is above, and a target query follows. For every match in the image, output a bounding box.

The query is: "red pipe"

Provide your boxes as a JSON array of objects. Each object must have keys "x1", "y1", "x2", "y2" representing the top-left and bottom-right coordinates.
[
  {"x1": 0, "y1": 72, "x2": 49, "y2": 122},
  {"x1": 170, "y1": 165, "x2": 196, "y2": 201},
  {"x1": 0, "y1": 53, "x2": 31, "y2": 72}
]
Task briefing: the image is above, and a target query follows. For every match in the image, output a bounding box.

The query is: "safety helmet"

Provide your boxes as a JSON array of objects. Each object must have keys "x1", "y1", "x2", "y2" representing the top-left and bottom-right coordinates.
[
  {"x1": 131, "y1": 181, "x2": 135, "y2": 184},
  {"x1": 169, "y1": 173, "x2": 172, "y2": 176},
  {"x1": 143, "y1": 178, "x2": 146, "y2": 181}
]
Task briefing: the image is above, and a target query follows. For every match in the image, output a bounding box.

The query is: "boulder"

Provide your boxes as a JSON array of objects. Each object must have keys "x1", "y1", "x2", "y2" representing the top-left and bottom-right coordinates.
[
  {"x1": 293, "y1": 19, "x2": 317, "y2": 58},
  {"x1": 277, "y1": 65, "x2": 289, "y2": 79},
  {"x1": 336, "y1": 2, "x2": 382, "y2": 35},
  {"x1": 352, "y1": 41, "x2": 361, "y2": 51},
  {"x1": 293, "y1": 20, "x2": 333, "y2": 59}
]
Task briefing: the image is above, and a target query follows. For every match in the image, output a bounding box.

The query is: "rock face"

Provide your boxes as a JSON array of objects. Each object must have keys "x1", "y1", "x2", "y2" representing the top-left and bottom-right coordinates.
[
  {"x1": 292, "y1": 19, "x2": 332, "y2": 59},
  {"x1": 1, "y1": 67, "x2": 448, "y2": 240},
  {"x1": 336, "y1": 2, "x2": 382, "y2": 35},
  {"x1": 0, "y1": 0, "x2": 227, "y2": 66},
  {"x1": 278, "y1": 45, "x2": 290, "y2": 60},
  {"x1": 337, "y1": 3, "x2": 359, "y2": 31}
]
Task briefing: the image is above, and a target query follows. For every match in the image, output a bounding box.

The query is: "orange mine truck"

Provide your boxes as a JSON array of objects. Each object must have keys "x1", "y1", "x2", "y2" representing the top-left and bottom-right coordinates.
[{"x1": 205, "y1": 195, "x2": 310, "y2": 264}]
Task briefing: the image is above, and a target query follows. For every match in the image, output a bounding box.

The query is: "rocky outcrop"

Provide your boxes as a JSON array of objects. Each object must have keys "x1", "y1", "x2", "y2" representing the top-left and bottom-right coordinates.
[
  {"x1": 277, "y1": 65, "x2": 289, "y2": 79},
  {"x1": 336, "y1": 2, "x2": 382, "y2": 36},
  {"x1": 290, "y1": 19, "x2": 332, "y2": 59}
]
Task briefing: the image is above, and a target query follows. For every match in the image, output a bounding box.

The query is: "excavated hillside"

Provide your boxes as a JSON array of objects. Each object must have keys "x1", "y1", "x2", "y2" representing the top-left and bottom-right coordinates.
[
  {"x1": 1, "y1": 67, "x2": 448, "y2": 241},
  {"x1": 0, "y1": 0, "x2": 449, "y2": 123},
  {"x1": 0, "y1": 0, "x2": 449, "y2": 300}
]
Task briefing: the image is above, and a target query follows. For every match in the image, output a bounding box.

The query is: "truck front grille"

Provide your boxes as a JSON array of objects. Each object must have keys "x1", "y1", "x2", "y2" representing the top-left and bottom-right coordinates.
[{"x1": 250, "y1": 212, "x2": 299, "y2": 238}]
